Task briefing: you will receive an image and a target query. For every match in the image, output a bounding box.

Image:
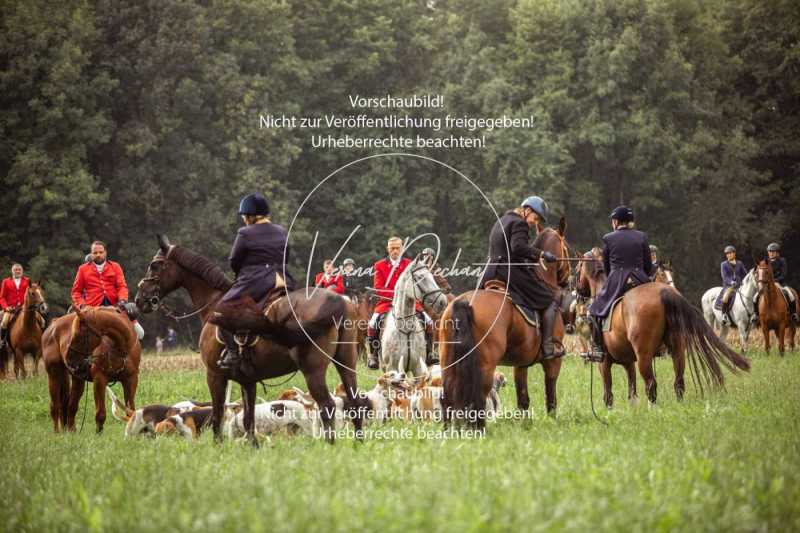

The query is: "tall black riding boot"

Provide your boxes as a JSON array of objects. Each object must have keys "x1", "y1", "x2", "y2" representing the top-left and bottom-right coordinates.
[
  {"x1": 586, "y1": 315, "x2": 606, "y2": 363},
  {"x1": 539, "y1": 301, "x2": 565, "y2": 360},
  {"x1": 0, "y1": 325, "x2": 7, "y2": 352}
]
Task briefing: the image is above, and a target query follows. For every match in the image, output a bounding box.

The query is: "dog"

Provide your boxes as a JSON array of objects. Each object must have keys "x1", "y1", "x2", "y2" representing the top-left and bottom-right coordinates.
[
  {"x1": 155, "y1": 407, "x2": 215, "y2": 440},
  {"x1": 224, "y1": 399, "x2": 316, "y2": 439}
]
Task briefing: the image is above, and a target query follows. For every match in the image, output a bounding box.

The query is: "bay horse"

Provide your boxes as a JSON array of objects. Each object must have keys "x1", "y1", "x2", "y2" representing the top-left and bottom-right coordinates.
[
  {"x1": 135, "y1": 235, "x2": 368, "y2": 446},
  {"x1": 42, "y1": 307, "x2": 140, "y2": 433},
  {"x1": 654, "y1": 261, "x2": 675, "y2": 289},
  {"x1": 756, "y1": 259, "x2": 796, "y2": 355},
  {"x1": 440, "y1": 219, "x2": 571, "y2": 428},
  {"x1": 4, "y1": 282, "x2": 48, "y2": 379},
  {"x1": 577, "y1": 252, "x2": 750, "y2": 405}
]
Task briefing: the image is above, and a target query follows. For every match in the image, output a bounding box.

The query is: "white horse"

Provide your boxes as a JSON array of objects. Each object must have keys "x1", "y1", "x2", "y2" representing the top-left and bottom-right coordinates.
[
  {"x1": 380, "y1": 258, "x2": 448, "y2": 378},
  {"x1": 701, "y1": 269, "x2": 758, "y2": 351}
]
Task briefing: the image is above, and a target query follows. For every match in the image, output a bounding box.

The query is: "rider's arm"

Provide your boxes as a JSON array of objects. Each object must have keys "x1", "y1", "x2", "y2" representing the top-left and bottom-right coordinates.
[
  {"x1": 602, "y1": 238, "x2": 611, "y2": 275},
  {"x1": 228, "y1": 229, "x2": 247, "y2": 276},
  {"x1": 509, "y1": 219, "x2": 542, "y2": 262},
  {"x1": 114, "y1": 263, "x2": 129, "y2": 302},
  {"x1": 71, "y1": 268, "x2": 86, "y2": 308}
]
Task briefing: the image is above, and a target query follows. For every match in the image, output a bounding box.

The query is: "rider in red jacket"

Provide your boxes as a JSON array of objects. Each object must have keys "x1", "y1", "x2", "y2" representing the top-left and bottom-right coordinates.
[
  {"x1": 0, "y1": 263, "x2": 29, "y2": 351},
  {"x1": 71, "y1": 241, "x2": 129, "y2": 308},
  {"x1": 314, "y1": 260, "x2": 344, "y2": 294}
]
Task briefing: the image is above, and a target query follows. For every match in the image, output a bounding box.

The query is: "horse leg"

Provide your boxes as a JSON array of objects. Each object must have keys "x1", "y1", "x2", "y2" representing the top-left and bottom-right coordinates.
[
  {"x1": 122, "y1": 373, "x2": 138, "y2": 411},
  {"x1": 93, "y1": 374, "x2": 108, "y2": 433},
  {"x1": 598, "y1": 359, "x2": 613, "y2": 408},
  {"x1": 788, "y1": 323, "x2": 796, "y2": 352},
  {"x1": 513, "y1": 367, "x2": 530, "y2": 411},
  {"x1": 671, "y1": 348, "x2": 686, "y2": 401},
  {"x1": 332, "y1": 341, "x2": 365, "y2": 439},
  {"x1": 207, "y1": 371, "x2": 228, "y2": 443},
  {"x1": 47, "y1": 368, "x2": 65, "y2": 432},
  {"x1": 777, "y1": 323, "x2": 786, "y2": 356},
  {"x1": 636, "y1": 356, "x2": 657, "y2": 404},
  {"x1": 66, "y1": 377, "x2": 86, "y2": 431},
  {"x1": 13, "y1": 348, "x2": 25, "y2": 380},
  {"x1": 762, "y1": 323, "x2": 771, "y2": 354},
  {"x1": 241, "y1": 382, "x2": 258, "y2": 448},
  {"x1": 624, "y1": 361, "x2": 638, "y2": 406},
  {"x1": 542, "y1": 358, "x2": 562, "y2": 416},
  {"x1": 304, "y1": 365, "x2": 337, "y2": 444}
]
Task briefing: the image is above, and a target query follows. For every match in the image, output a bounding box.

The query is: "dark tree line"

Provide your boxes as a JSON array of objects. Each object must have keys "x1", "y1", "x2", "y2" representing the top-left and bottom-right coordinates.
[{"x1": 1, "y1": 0, "x2": 797, "y2": 342}]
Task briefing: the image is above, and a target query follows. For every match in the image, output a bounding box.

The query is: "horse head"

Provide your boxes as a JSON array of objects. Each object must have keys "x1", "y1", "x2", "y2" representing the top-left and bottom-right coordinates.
[
  {"x1": 577, "y1": 248, "x2": 604, "y2": 298},
  {"x1": 25, "y1": 282, "x2": 48, "y2": 315},
  {"x1": 656, "y1": 261, "x2": 675, "y2": 288},
  {"x1": 407, "y1": 256, "x2": 448, "y2": 317},
  {"x1": 756, "y1": 259, "x2": 773, "y2": 294},
  {"x1": 533, "y1": 225, "x2": 571, "y2": 289},
  {"x1": 135, "y1": 234, "x2": 182, "y2": 312}
]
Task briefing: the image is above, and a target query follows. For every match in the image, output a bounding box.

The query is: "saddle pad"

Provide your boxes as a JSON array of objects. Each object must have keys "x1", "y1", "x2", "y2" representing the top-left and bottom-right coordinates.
[
  {"x1": 514, "y1": 304, "x2": 539, "y2": 329},
  {"x1": 602, "y1": 297, "x2": 624, "y2": 332}
]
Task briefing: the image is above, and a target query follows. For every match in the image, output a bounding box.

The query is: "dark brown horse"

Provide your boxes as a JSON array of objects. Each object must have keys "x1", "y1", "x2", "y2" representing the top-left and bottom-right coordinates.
[
  {"x1": 4, "y1": 282, "x2": 47, "y2": 379},
  {"x1": 42, "y1": 307, "x2": 140, "y2": 432},
  {"x1": 135, "y1": 236, "x2": 368, "y2": 446},
  {"x1": 440, "y1": 221, "x2": 571, "y2": 428},
  {"x1": 577, "y1": 253, "x2": 750, "y2": 404},
  {"x1": 756, "y1": 259, "x2": 796, "y2": 355}
]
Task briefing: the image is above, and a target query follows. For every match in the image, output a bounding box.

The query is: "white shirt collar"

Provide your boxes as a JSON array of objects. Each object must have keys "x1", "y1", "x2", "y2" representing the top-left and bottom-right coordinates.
[
  {"x1": 13, "y1": 278, "x2": 21, "y2": 289},
  {"x1": 94, "y1": 261, "x2": 107, "y2": 273},
  {"x1": 390, "y1": 257, "x2": 401, "y2": 267}
]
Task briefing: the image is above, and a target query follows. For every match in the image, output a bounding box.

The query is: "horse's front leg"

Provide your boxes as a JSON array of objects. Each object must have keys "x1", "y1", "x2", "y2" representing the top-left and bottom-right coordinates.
[
  {"x1": 777, "y1": 323, "x2": 786, "y2": 356},
  {"x1": 542, "y1": 358, "x2": 562, "y2": 416},
  {"x1": 122, "y1": 373, "x2": 138, "y2": 411},
  {"x1": 513, "y1": 367, "x2": 529, "y2": 411},
  {"x1": 762, "y1": 324, "x2": 771, "y2": 354},
  {"x1": 598, "y1": 358, "x2": 613, "y2": 408},
  {"x1": 241, "y1": 382, "x2": 258, "y2": 448},
  {"x1": 93, "y1": 374, "x2": 109, "y2": 433},
  {"x1": 13, "y1": 348, "x2": 25, "y2": 380},
  {"x1": 66, "y1": 377, "x2": 86, "y2": 431},
  {"x1": 207, "y1": 370, "x2": 228, "y2": 443}
]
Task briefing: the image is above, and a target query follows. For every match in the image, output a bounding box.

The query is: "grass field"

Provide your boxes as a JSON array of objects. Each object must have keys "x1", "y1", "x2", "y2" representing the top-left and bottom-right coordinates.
[{"x1": 1, "y1": 349, "x2": 799, "y2": 532}]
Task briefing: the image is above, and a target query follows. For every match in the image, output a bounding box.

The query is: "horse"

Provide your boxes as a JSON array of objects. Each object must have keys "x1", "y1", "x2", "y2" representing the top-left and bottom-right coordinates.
[
  {"x1": 756, "y1": 259, "x2": 796, "y2": 355},
  {"x1": 379, "y1": 257, "x2": 449, "y2": 377},
  {"x1": 654, "y1": 261, "x2": 676, "y2": 288},
  {"x1": 575, "y1": 249, "x2": 638, "y2": 407},
  {"x1": 135, "y1": 235, "x2": 369, "y2": 446},
  {"x1": 701, "y1": 269, "x2": 758, "y2": 352},
  {"x1": 4, "y1": 282, "x2": 48, "y2": 379},
  {"x1": 577, "y1": 254, "x2": 750, "y2": 405},
  {"x1": 440, "y1": 220, "x2": 572, "y2": 428},
  {"x1": 42, "y1": 306, "x2": 141, "y2": 433},
  {"x1": 347, "y1": 291, "x2": 373, "y2": 362}
]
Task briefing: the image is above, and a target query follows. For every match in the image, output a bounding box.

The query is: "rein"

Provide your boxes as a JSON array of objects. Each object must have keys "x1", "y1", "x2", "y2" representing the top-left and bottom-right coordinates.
[{"x1": 66, "y1": 313, "x2": 129, "y2": 380}]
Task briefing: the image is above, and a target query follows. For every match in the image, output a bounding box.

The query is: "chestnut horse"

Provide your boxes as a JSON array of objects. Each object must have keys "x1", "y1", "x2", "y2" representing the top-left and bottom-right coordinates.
[
  {"x1": 4, "y1": 282, "x2": 48, "y2": 379},
  {"x1": 42, "y1": 307, "x2": 140, "y2": 432},
  {"x1": 576, "y1": 249, "x2": 637, "y2": 407},
  {"x1": 440, "y1": 221, "x2": 571, "y2": 428},
  {"x1": 756, "y1": 259, "x2": 796, "y2": 355},
  {"x1": 577, "y1": 253, "x2": 750, "y2": 404},
  {"x1": 135, "y1": 235, "x2": 368, "y2": 446}
]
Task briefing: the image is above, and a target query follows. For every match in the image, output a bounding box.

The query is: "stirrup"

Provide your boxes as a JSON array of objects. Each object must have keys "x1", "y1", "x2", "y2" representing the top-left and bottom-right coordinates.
[
  {"x1": 540, "y1": 340, "x2": 565, "y2": 360},
  {"x1": 582, "y1": 345, "x2": 606, "y2": 363},
  {"x1": 217, "y1": 347, "x2": 241, "y2": 370}
]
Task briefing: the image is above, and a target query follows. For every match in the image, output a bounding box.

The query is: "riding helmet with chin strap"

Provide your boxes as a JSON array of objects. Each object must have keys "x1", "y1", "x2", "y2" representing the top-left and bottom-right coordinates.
[
  {"x1": 767, "y1": 242, "x2": 780, "y2": 252},
  {"x1": 649, "y1": 245, "x2": 658, "y2": 253},
  {"x1": 724, "y1": 245, "x2": 736, "y2": 254},
  {"x1": 521, "y1": 196, "x2": 548, "y2": 223},
  {"x1": 238, "y1": 193, "x2": 270, "y2": 216},
  {"x1": 343, "y1": 258, "x2": 355, "y2": 266}
]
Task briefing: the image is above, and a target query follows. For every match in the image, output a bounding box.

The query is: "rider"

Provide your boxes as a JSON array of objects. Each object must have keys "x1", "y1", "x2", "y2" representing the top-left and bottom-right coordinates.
[
  {"x1": 71, "y1": 241, "x2": 143, "y2": 340},
  {"x1": 341, "y1": 258, "x2": 361, "y2": 299},
  {"x1": 587, "y1": 206, "x2": 654, "y2": 362},
  {"x1": 366, "y1": 237, "x2": 434, "y2": 369},
  {"x1": 761, "y1": 242, "x2": 798, "y2": 322},
  {"x1": 315, "y1": 259, "x2": 344, "y2": 294},
  {"x1": 0, "y1": 263, "x2": 29, "y2": 353},
  {"x1": 480, "y1": 196, "x2": 563, "y2": 360},
  {"x1": 216, "y1": 193, "x2": 296, "y2": 369},
  {"x1": 715, "y1": 245, "x2": 748, "y2": 326},
  {"x1": 649, "y1": 245, "x2": 660, "y2": 281}
]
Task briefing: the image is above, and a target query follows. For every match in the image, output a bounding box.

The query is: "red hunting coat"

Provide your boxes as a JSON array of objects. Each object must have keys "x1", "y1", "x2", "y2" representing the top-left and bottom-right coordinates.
[
  {"x1": 373, "y1": 257, "x2": 422, "y2": 314},
  {"x1": 71, "y1": 261, "x2": 129, "y2": 308},
  {"x1": 0, "y1": 276, "x2": 30, "y2": 309},
  {"x1": 314, "y1": 272, "x2": 344, "y2": 294}
]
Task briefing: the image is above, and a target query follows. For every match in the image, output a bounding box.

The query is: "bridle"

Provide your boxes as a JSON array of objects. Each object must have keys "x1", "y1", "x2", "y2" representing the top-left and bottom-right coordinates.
[{"x1": 137, "y1": 255, "x2": 211, "y2": 320}]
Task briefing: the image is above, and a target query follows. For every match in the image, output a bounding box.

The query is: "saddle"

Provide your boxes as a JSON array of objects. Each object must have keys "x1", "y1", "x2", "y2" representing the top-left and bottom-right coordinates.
[{"x1": 483, "y1": 280, "x2": 539, "y2": 329}]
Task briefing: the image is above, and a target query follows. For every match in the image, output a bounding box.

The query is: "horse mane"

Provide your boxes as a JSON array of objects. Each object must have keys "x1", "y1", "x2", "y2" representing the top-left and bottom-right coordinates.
[{"x1": 168, "y1": 246, "x2": 233, "y2": 292}]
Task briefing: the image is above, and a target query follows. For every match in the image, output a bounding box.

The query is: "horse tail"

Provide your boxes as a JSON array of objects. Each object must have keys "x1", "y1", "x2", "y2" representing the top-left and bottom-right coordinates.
[
  {"x1": 661, "y1": 288, "x2": 750, "y2": 393},
  {"x1": 443, "y1": 299, "x2": 484, "y2": 428},
  {"x1": 106, "y1": 385, "x2": 132, "y2": 422}
]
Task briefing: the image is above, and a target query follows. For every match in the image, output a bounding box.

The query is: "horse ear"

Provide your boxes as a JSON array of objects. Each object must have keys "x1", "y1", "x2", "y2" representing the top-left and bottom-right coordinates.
[
  {"x1": 157, "y1": 234, "x2": 171, "y2": 253},
  {"x1": 558, "y1": 216, "x2": 567, "y2": 237}
]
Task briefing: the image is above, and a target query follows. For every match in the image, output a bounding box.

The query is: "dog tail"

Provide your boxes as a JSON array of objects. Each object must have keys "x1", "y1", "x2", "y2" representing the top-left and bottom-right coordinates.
[{"x1": 107, "y1": 386, "x2": 133, "y2": 422}]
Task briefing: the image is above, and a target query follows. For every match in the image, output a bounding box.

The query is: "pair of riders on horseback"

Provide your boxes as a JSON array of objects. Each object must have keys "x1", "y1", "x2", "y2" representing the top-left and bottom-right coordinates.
[{"x1": 714, "y1": 243, "x2": 798, "y2": 325}]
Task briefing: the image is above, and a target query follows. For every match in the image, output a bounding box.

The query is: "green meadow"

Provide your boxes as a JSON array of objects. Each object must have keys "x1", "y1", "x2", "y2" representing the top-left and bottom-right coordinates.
[{"x1": 1, "y1": 350, "x2": 798, "y2": 532}]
